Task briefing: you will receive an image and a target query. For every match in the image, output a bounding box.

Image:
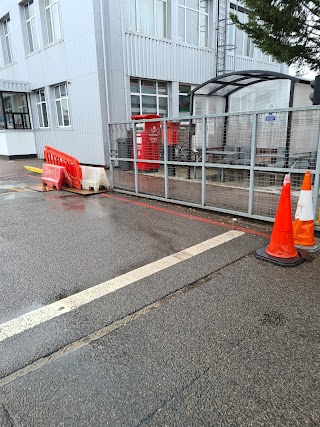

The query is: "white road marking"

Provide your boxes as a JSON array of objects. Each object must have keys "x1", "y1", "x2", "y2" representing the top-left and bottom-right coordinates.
[{"x1": 0, "y1": 230, "x2": 244, "y2": 342}]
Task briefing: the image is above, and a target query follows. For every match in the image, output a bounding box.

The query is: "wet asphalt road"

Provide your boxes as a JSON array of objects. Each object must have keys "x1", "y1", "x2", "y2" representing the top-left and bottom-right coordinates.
[{"x1": 0, "y1": 162, "x2": 319, "y2": 427}]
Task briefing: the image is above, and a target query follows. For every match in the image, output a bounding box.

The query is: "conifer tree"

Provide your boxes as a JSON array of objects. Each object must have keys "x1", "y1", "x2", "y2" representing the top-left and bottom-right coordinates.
[{"x1": 230, "y1": 1, "x2": 320, "y2": 71}]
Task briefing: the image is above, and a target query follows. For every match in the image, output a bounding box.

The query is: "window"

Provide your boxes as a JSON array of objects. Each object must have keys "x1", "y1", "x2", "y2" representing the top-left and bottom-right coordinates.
[
  {"x1": 35, "y1": 89, "x2": 49, "y2": 128},
  {"x1": 1, "y1": 92, "x2": 31, "y2": 129},
  {"x1": 179, "y1": 84, "x2": 191, "y2": 117},
  {"x1": 24, "y1": 0, "x2": 39, "y2": 54},
  {"x1": 44, "y1": 0, "x2": 61, "y2": 44},
  {"x1": 54, "y1": 83, "x2": 70, "y2": 127},
  {"x1": 2, "y1": 16, "x2": 13, "y2": 64},
  {"x1": 178, "y1": 0, "x2": 208, "y2": 47},
  {"x1": 128, "y1": 0, "x2": 167, "y2": 38},
  {"x1": 228, "y1": 5, "x2": 254, "y2": 58},
  {"x1": 130, "y1": 78, "x2": 169, "y2": 117}
]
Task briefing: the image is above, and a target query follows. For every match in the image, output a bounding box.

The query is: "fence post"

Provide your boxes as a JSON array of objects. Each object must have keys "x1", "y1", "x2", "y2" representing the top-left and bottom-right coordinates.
[
  {"x1": 107, "y1": 123, "x2": 114, "y2": 189},
  {"x1": 248, "y1": 113, "x2": 257, "y2": 215},
  {"x1": 132, "y1": 122, "x2": 139, "y2": 194},
  {"x1": 163, "y1": 119, "x2": 168, "y2": 200},
  {"x1": 201, "y1": 117, "x2": 206, "y2": 207},
  {"x1": 313, "y1": 124, "x2": 320, "y2": 219}
]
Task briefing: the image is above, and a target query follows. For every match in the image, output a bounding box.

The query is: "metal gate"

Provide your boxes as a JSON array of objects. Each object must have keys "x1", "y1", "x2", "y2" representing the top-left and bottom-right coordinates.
[{"x1": 108, "y1": 106, "x2": 320, "y2": 231}]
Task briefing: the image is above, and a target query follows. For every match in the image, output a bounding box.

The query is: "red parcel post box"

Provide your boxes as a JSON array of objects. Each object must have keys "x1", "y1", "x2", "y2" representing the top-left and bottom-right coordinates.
[{"x1": 131, "y1": 114, "x2": 161, "y2": 171}]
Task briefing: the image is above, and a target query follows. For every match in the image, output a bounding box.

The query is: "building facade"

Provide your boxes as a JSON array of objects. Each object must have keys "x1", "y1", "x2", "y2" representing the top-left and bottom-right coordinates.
[{"x1": 0, "y1": 0, "x2": 288, "y2": 164}]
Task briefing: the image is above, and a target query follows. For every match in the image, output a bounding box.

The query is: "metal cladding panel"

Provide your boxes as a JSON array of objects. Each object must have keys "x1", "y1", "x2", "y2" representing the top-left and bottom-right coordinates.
[
  {"x1": 35, "y1": 129, "x2": 105, "y2": 165},
  {"x1": 125, "y1": 33, "x2": 215, "y2": 84},
  {"x1": 175, "y1": 44, "x2": 215, "y2": 84},
  {"x1": 34, "y1": 72, "x2": 105, "y2": 165},
  {"x1": 125, "y1": 33, "x2": 174, "y2": 80},
  {"x1": 226, "y1": 55, "x2": 286, "y2": 74}
]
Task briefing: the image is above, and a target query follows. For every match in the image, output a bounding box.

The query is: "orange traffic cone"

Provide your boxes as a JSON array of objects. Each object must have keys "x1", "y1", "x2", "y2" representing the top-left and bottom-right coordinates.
[
  {"x1": 293, "y1": 171, "x2": 319, "y2": 251},
  {"x1": 255, "y1": 174, "x2": 312, "y2": 266}
]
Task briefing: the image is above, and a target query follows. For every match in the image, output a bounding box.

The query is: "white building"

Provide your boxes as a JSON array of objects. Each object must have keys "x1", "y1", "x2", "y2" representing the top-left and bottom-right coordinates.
[{"x1": 0, "y1": 0, "x2": 288, "y2": 163}]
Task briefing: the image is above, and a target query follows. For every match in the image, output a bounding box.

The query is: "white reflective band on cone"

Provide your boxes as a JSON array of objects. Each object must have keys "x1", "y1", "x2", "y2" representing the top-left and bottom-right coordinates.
[{"x1": 295, "y1": 190, "x2": 314, "y2": 221}]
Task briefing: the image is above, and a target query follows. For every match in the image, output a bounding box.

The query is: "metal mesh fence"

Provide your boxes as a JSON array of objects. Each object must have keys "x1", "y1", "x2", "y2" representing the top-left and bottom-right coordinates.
[{"x1": 108, "y1": 107, "x2": 320, "y2": 230}]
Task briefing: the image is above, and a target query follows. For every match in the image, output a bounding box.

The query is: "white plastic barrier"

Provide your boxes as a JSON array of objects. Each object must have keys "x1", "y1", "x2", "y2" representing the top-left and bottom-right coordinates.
[{"x1": 80, "y1": 166, "x2": 111, "y2": 192}]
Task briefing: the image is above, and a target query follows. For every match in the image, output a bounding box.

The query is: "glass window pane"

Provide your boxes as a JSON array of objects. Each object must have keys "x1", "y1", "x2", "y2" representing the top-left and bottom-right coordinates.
[
  {"x1": 3, "y1": 95, "x2": 12, "y2": 112},
  {"x1": 24, "y1": 4, "x2": 30, "y2": 20},
  {"x1": 5, "y1": 37, "x2": 12, "y2": 63},
  {"x1": 131, "y1": 95, "x2": 140, "y2": 115},
  {"x1": 61, "y1": 99, "x2": 69, "y2": 126},
  {"x1": 37, "y1": 104, "x2": 44, "y2": 127},
  {"x1": 178, "y1": 0, "x2": 185, "y2": 4},
  {"x1": 137, "y1": 0, "x2": 154, "y2": 35},
  {"x1": 54, "y1": 86, "x2": 60, "y2": 99},
  {"x1": 40, "y1": 90, "x2": 45, "y2": 102},
  {"x1": 158, "y1": 81, "x2": 167, "y2": 94},
  {"x1": 130, "y1": 78, "x2": 139, "y2": 93},
  {"x1": 31, "y1": 18, "x2": 39, "y2": 51},
  {"x1": 179, "y1": 84, "x2": 191, "y2": 93},
  {"x1": 186, "y1": 9, "x2": 198, "y2": 45},
  {"x1": 200, "y1": 0, "x2": 208, "y2": 13},
  {"x1": 23, "y1": 114, "x2": 31, "y2": 129},
  {"x1": 199, "y1": 13, "x2": 208, "y2": 47},
  {"x1": 56, "y1": 100, "x2": 62, "y2": 125},
  {"x1": 46, "y1": 8, "x2": 53, "y2": 43},
  {"x1": 128, "y1": 0, "x2": 136, "y2": 30},
  {"x1": 27, "y1": 21, "x2": 34, "y2": 52},
  {"x1": 178, "y1": 7, "x2": 185, "y2": 42},
  {"x1": 0, "y1": 101, "x2": 5, "y2": 129},
  {"x1": 158, "y1": 97, "x2": 168, "y2": 117},
  {"x1": 60, "y1": 84, "x2": 66, "y2": 97},
  {"x1": 29, "y1": 1, "x2": 35, "y2": 17},
  {"x1": 51, "y1": 3, "x2": 61, "y2": 40},
  {"x1": 141, "y1": 80, "x2": 156, "y2": 94},
  {"x1": 179, "y1": 95, "x2": 190, "y2": 116},
  {"x1": 186, "y1": 0, "x2": 198, "y2": 9},
  {"x1": 36, "y1": 91, "x2": 40, "y2": 103},
  {"x1": 6, "y1": 114, "x2": 14, "y2": 129},
  {"x1": 42, "y1": 104, "x2": 49, "y2": 127},
  {"x1": 141, "y1": 95, "x2": 157, "y2": 114},
  {"x1": 14, "y1": 114, "x2": 23, "y2": 129},
  {"x1": 156, "y1": 0, "x2": 166, "y2": 38}
]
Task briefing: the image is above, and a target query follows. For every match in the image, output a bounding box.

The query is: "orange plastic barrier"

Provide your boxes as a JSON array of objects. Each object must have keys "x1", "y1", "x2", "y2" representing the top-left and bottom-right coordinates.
[
  {"x1": 41, "y1": 164, "x2": 72, "y2": 190},
  {"x1": 44, "y1": 146, "x2": 82, "y2": 189}
]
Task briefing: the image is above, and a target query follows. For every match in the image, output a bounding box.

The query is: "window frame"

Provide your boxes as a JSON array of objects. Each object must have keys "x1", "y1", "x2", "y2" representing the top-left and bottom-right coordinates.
[
  {"x1": 35, "y1": 88, "x2": 49, "y2": 128},
  {"x1": 53, "y1": 83, "x2": 71, "y2": 128},
  {"x1": 128, "y1": 0, "x2": 168, "y2": 39},
  {"x1": 228, "y1": 4, "x2": 254, "y2": 59},
  {"x1": 0, "y1": 92, "x2": 32, "y2": 130},
  {"x1": 178, "y1": 0, "x2": 209, "y2": 48},
  {"x1": 23, "y1": 0, "x2": 39, "y2": 54},
  {"x1": 44, "y1": 0, "x2": 62, "y2": 45},
  {"x1": 130, "y1": 78, "x2": 169, "y2": 117}
]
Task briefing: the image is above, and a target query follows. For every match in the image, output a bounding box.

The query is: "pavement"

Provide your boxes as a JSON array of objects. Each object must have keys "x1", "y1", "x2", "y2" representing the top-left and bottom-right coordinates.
[{"x1": 0, "y1": 158, "x2": 319, "y2": 427}]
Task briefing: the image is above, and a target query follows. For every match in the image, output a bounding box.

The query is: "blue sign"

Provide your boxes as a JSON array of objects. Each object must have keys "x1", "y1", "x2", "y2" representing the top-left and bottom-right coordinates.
[{"x1": 265, "y1": 113, "x2": 276, "y2": 122}]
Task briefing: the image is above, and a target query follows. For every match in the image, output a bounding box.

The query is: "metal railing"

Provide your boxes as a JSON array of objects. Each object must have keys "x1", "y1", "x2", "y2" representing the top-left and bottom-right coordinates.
[{"x1": 107, "y1": 106, "x2": 320, "y2": 231}]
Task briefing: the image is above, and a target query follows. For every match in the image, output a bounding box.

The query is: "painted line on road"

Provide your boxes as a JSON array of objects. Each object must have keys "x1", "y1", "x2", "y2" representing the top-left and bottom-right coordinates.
[
  {"x1": 100, "y1": 194, "x2": 270, "y2": 238},
  {"x1": 0, "y1": 230, "x2": 244, "y2": 343}
]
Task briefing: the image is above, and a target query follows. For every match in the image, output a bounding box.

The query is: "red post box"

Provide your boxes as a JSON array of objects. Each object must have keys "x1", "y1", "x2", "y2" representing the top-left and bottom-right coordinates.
[
  {"x1": 131, "y1": 114, "x2": 161, "y2": 172},
  {"x1": 166, "y1": 121, "x2": 180, "y2": 145}
]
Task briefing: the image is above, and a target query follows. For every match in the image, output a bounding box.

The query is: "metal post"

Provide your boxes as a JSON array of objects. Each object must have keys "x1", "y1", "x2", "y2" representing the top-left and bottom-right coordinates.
[
  {"x1": 163, "y1": 120, "x2": 169, "y2": 199},
  {"x1": 107, "y1": 123, "x2": 114, "y2": 189},
  {"x1": 201, "y1": 117, "x2": 206, "y2": 206},
  {"x1": 132, "y1": 122, "x2": 139, "y2": 194},
  {"x1": 313, "y1": 124, "x2": 320, "y2": 219},
  {"x1": 248, "y1": 113, "x2": 257, "y2": 215}
]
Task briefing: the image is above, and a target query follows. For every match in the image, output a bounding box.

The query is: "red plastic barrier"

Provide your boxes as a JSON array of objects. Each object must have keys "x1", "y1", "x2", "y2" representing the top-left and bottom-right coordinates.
[
  {"x1": 41, "y1": 164, "x2": 73, "y2": 190},
  {"x1": 44, "y1": 146, "x2": 82, "y2": 189}
]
